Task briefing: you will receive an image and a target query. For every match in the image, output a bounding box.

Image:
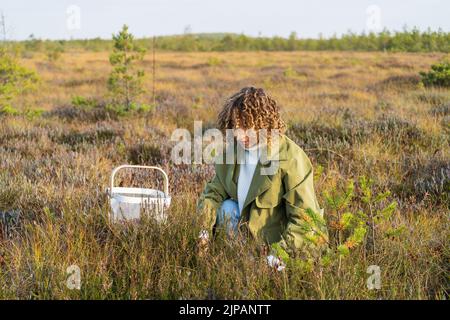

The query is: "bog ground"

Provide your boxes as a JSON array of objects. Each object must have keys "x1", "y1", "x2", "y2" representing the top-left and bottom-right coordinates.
[{"x1": 0, "y1": 50, "x2": 448, "y2": 299}]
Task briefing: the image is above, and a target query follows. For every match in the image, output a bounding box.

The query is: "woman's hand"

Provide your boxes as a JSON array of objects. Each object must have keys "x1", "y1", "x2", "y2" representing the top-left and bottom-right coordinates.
[{"x1": 266, "y1": 255, "x2": 286, "y2": 271}]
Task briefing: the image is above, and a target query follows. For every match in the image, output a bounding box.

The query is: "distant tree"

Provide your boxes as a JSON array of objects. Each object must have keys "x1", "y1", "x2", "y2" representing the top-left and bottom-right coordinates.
[
  {"x1": 219, "y1": 35, "x2": 234, "y2": 51},
  {"x1": 107, "y1": 25, "x2": 146, "y2": 110},
  {"x1": 287, "y1": 32, "x2": 298, "y2": 51},
  {"x1": 178, "y1": 34, "x2": 198, "y2": 51}
]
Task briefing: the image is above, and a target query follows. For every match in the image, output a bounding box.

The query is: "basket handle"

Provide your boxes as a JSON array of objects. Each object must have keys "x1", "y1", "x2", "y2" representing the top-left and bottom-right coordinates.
[{"x1": 110, "y1": 165, "x2": 169, "y2": 196}]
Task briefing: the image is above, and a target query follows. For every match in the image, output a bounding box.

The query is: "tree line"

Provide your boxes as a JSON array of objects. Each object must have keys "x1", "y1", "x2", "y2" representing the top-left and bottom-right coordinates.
[{"x1": 10, "y1": 28, "x2": 450, "y2": 53}]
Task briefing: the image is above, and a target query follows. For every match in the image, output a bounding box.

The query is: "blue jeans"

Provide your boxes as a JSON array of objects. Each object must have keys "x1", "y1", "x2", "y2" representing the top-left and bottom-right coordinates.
[{"x1": 216, "y1": 199, "x2": 241, "y2": 235}]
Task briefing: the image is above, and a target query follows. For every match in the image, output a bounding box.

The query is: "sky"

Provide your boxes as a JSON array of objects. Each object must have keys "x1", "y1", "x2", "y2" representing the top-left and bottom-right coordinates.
[{"x1": 1, "y1": 0, "x2": 449, "y2": 40}]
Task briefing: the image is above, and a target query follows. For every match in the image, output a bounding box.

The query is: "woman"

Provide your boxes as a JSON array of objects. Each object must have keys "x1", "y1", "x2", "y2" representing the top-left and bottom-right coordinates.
[{"x1": 196, "y1": 87, "x2": 328, "y2": 268}]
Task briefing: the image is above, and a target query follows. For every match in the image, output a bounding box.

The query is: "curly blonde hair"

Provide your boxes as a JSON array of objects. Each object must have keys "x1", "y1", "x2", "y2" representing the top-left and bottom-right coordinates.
[{"x1": 217, "y1": 87, "x2": 286, "y2": 134}]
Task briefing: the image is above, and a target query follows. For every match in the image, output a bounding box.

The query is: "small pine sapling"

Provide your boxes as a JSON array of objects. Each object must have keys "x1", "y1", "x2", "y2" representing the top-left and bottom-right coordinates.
[{"x1": 108, "y1": 25, "x2": 146, "y2": 111}]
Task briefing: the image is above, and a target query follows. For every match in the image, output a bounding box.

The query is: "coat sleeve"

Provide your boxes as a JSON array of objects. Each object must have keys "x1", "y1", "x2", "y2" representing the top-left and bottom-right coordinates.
[
  {"x1": 196, "y1": 172, "x2": 229, "y2": 237},
  {"x1": 274, "y1": 152, "x2": 328, "y2": 259}
]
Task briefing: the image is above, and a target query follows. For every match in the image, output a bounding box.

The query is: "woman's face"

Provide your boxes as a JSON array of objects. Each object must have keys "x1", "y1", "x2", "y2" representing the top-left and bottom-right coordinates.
[{"x1": 233, "y1": 127, "x2": 258, "y2": 149}]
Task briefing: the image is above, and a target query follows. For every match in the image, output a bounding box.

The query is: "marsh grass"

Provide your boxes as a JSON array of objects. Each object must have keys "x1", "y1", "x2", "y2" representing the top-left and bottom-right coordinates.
[{"x1": 0, "y1": 51, "x2": 448, "y2": 299}]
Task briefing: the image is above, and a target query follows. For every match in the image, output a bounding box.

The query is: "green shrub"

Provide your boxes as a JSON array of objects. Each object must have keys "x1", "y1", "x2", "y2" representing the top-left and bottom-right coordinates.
[
  {"x1": 24, "y1": 107, "x2": 45, "y2": 119},
  {"x1": 269, "y1": 175, "x2": 400, "y2": 275},
  {"x1": 105, "y1": 102, "x2": 154, "y2": 117},
  {"x1": 207, "y1": 57, "x2": 223, "y2": 67},
  {"x1": 420, "y1": 61, "x2": 450, "y2": 87},
  {"x1": 0, "y1": 105, "x2": 20, "y2": 116},
  {"x1": 0, "y1": 49, "x2": 39, "y2": 111},
  {"x1": 322, "y1": 176, "x2": 398, "y2": 259},
  {"x1": 71, "y1": 95, "x2": 97, "y2": 109}
]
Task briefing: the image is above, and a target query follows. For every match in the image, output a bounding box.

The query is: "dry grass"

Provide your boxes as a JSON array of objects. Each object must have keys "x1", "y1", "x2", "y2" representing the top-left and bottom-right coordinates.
[{"x1": 0, "y1": 50, "x2": 448, "y2": 299}]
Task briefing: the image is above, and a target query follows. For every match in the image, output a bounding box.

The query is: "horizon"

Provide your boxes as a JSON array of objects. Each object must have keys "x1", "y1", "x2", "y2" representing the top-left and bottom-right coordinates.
[{"x1": 4, "y1": 28, "x2": 450, "y2": 43}]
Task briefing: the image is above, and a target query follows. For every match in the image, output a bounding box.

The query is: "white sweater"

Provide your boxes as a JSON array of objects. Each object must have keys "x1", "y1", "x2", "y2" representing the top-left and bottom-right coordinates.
[
  {"x1": 237, "y1": 144, "x2": 260, "y2": 214},
  {"x1": 198, "y1": 143, "x2": 261, "y2": 240}
]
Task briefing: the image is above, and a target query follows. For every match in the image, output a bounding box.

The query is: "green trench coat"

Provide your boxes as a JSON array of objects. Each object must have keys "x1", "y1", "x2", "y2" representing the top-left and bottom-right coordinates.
[{"x1": 196, "y1": 134, "x2": 328, "y2": 258}]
